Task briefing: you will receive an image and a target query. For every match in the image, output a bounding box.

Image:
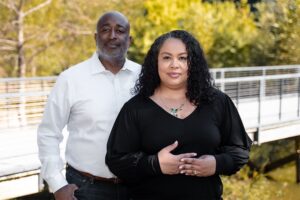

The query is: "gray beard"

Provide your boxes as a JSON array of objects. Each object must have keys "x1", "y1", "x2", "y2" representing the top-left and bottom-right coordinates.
[{"x1": 96, "y1": 44, "x2": 127, "y2": 60}]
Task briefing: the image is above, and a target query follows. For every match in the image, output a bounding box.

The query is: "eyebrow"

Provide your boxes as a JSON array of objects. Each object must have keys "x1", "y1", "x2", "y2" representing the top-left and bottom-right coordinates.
[
  {"x1": 100, "y1": 23, "x2": 128, "y2": 29},
  {"x1": 160, "y1": 52, "x2": 187, "y2": 55}
]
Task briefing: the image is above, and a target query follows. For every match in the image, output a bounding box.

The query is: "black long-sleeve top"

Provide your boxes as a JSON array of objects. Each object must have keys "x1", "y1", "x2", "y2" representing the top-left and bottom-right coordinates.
[{"x1": 106, "y1": 89, "x2": 252, "y2": 200}]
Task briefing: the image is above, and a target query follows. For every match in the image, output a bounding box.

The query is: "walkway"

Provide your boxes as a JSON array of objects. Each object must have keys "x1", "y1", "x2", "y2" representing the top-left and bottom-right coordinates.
[{"x1": 1, "y1": 65, "x2": 300, "y2": 199}]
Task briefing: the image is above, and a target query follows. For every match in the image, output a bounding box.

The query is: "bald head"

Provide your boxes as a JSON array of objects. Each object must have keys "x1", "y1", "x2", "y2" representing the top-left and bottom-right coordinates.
[
  {"x1": 96, "y1": 11, "x2": 130, "y2": 33},
  {"x1": 94, "y1": 11, "x2": 132, "y2": 64}
]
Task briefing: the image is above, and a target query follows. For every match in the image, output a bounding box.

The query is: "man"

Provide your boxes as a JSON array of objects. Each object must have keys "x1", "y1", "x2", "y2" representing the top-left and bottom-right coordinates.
[{"x1": 37, "y1": 11, "x2": 140, "y2": 200}]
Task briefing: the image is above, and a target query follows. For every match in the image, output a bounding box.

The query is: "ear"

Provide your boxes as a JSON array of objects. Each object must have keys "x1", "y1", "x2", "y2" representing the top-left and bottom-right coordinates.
[
  {"x1": 94, "y1": 32, "x2": 97, "y2": 44},
  {"x1": 128, "y1": 35, "x2": 133, "y2": 47}
]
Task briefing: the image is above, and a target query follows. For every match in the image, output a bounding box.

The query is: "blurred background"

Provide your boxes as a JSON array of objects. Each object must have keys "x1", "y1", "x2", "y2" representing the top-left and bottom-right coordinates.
[{"x1": 0, "y1": 0, "x2": 300, "y2": 199}]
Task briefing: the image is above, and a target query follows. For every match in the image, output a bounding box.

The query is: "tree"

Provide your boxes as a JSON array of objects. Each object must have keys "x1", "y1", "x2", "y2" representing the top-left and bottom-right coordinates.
[
  {"x1": 129, "y1": 0, "x2": 260, "y2": 67},
  {"x1": 0, "y1": 0, "x2": 52, "y2": 77},
  {"x1": 256, "y1": 0, "x2": 300, "y2": 65}
]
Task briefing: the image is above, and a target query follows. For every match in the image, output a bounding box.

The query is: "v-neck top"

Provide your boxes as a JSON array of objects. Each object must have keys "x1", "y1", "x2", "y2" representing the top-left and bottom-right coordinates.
[{"x1": 106, "y1": 89, "x2": 251, "y2": 200}]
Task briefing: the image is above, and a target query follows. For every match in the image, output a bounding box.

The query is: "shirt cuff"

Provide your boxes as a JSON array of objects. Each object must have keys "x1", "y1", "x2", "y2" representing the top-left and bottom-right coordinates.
[
  {"x1": 214, "y1": 153, "x2": 234, "y2": 175},
  {"x1": 46, "y1": 173, "x2": 68, "y2": 193}
]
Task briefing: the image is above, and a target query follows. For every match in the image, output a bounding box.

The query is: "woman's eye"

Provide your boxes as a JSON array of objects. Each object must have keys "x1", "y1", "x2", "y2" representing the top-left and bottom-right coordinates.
[
  {"x1": 163, "y1": 56, "x2": 171, "y2": 60},
  {"x1": 179, "y1": 57, "x2": 187, "y2": 61}
]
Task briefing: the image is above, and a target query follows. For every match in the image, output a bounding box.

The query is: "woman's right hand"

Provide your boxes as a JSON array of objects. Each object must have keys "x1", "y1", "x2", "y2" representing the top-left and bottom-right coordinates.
[{"x1": 158, "y1": 141, "x2": 197, "y2": 175}]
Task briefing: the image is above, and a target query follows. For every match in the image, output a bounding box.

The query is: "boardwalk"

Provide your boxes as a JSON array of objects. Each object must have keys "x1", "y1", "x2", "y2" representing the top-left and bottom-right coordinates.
[{"x1": 1, "y1": 65, "x2": 300, "y2": 199}]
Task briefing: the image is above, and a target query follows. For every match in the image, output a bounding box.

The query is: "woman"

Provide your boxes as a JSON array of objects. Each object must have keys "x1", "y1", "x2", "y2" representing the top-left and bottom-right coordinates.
[{"x1": 106, "y1": 30, "x2": 251, "y2": 200}]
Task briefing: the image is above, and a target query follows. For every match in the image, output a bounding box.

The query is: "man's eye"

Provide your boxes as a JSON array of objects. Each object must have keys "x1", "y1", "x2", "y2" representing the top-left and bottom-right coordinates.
[
  {"x1": 117, "y1": 29, "x2": 125, "y2": 33},
  {"x1": 101, "y1": 28, "x2": 110, "y2": 32}
]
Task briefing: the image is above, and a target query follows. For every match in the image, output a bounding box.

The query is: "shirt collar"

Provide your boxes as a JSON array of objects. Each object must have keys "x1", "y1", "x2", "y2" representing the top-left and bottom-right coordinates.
[{"x1": 90, "y1": 52, "x2": 135, "y2": 75}]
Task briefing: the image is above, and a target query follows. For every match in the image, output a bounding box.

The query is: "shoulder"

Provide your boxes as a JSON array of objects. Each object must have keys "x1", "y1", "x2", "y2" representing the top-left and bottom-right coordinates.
[
  {"x1": 126, "y1": 59, "x2": 141, "y2": 74},
  {"x1": 207, "y1": 88, "x2": 233, "y2": 109},
  {"x1": 126, "y1": 59, "x2": 140, "y2": 68},
  {"x1": 213, "y1": 88, "x2": 228, "y2": 101},
  {"x1": 61, "y1": 59, "x2": 91, "y2": 77},
  {"x1": 57, "y1": 56, "x2": 93, "y2": 84},
  {"x1": 122, "y1": 95, "x2": 152, "y2": 114},
  {"x1": 124, "y1": 94, "x2": 147, "y2": 108}
]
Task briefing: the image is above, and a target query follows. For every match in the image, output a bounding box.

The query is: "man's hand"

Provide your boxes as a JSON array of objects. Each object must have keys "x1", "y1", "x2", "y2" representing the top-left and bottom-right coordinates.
[
  {"x1": 179, "y1": 155, "x2": 216, "y2": 177},
  {"x1": 54, "y1": 184, "x2": 78, "y2": 200},
  {"x1": 158, "y1": 141, "x2": 197, "y2": 175}
]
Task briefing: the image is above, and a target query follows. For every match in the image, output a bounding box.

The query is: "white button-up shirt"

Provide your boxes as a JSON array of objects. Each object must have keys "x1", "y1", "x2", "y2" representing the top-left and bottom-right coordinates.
[{"x1": 37, "y1": 53, "x2": 140, "y2": 192}]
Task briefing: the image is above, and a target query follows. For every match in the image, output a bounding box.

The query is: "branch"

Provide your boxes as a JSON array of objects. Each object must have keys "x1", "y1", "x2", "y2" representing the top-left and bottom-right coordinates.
[
  {"x1": 0, "y1": 0, "x2": 18, "y2": 13},
  {"x1": 72, "y1": 30, "x2": 92, "y2": 35},
  {"x1": 27, "y1": 34, "x2": 71, "y2": 64},
  {"x1": 2, "y1": 53, "x2": 16, "y2": 60},
  {"x1": 23, "y1": 0, "x2": 51, "y2": 17},
  {"x1": 61, "y1": 22, "x2": 93, "y2": 35},
  {"x1": 0, "y1": 46, "x2": 15, "y2": 51},
  {"x1": 0, "y1": 38, "x2": 17, "y2": 45}
]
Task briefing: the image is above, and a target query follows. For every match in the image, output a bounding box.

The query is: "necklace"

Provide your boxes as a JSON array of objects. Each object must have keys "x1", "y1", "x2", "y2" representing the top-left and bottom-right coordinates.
[
  {"x1": 169, "y1": 104, "x2": 185, "y2": 117},
  {"x1": 159, "y1": 96, "x2": 187, "y2": 117}
]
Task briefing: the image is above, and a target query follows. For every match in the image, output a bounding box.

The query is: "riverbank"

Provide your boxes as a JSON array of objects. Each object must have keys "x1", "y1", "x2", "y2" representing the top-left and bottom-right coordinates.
[{"x1": 222, "y1": 163, "x2": 300, "y2": 200}]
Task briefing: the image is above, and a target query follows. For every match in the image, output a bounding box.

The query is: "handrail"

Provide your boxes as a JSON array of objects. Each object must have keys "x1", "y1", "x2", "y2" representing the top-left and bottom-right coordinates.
[{"x1": 0, "y1": 65, "x2": 300, "y2": 130}]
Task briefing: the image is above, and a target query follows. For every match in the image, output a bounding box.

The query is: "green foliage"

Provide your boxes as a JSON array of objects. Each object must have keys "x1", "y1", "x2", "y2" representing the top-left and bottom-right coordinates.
[
  {"x1": 185, "y1": 2, "x2": 259, "y2": 68},
  {"x1": 250, "y1": 138, "x2": 295, "y2": 171},
  {"x1": 34, "y1": 0, "x2": 145, "y2": 76},
  {"x1": 256, "y1": 0, "x2": 300, "y2": 65},
  {"x1": 0, "y1": 0, "x2": 299, "y2": 77},
  {"x1": 222, "y1": 162, "x2": 300, "y2": 200}
]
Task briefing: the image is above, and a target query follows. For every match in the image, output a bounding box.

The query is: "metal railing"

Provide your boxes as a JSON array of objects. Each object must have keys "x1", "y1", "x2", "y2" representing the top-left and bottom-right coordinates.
[
  {"x1": 211, "y1": 65, "x2": 300, "y2": 129},
  {"x1": 0, "y1": 65, "x2": 300, "y2": 130},
  {"x1": 0, "y1": 77, "x2": 55, "y2": 128}
]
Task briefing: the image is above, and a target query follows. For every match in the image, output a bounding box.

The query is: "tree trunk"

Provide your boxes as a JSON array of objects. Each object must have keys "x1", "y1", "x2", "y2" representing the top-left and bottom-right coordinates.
[{"x1": 17, "y1": 9, "x2": 26, "y2": 78}]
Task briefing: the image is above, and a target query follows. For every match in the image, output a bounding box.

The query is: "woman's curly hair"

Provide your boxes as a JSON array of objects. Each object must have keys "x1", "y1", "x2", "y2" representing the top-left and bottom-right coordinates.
[{"x1": 134, "y1": 30, "x2": 215, "y2": 105}]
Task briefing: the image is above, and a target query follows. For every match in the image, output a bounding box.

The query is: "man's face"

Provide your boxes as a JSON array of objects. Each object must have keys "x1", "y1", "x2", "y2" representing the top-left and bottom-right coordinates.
[{"x1": 95, "y1": 13, "x2": 131, "y2": 60}]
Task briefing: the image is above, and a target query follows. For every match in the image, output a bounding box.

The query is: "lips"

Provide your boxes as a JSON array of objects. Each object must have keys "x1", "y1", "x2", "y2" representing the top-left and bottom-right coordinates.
[
  {"x1": 106, "y1": 42, "x2": 119, "y2": 48},
  {"x1": 167, "y1": 72, "x2": 181, "y2": 78}
]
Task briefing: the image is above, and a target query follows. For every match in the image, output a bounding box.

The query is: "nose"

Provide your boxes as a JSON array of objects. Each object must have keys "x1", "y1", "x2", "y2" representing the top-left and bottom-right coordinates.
[
  {"x1": 109, "y1": 30, "x2": 117, "y2": 39},
  {"x1": 170, "y1": 58, "x2": 180, "y2": 69}
]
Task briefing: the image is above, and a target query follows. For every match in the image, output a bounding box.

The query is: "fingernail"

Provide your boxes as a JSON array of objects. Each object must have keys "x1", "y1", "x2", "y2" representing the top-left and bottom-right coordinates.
[
  {"x1": 179, "y1": 165, "x2": 183, "y2": 169},
  {"x1": 180, "y1": 171, "x2": 184, "y2": 174},
  {"x1": 193, "y1": 153, "x2": 197, "y2": 156},
  {"x1": 180, "y1": 159, "x2": 184, "y2": 162}
]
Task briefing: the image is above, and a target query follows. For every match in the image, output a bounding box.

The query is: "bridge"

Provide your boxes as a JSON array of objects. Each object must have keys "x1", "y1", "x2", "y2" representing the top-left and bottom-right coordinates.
[{"x1": 1, "y1": 65, "x2": 300, "y2": 199}]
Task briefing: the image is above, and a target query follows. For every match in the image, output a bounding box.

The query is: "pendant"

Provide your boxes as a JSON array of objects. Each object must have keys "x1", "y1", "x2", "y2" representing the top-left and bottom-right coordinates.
[{"x1": 170, "y1": 108, "x2": 179, "y2": 117}]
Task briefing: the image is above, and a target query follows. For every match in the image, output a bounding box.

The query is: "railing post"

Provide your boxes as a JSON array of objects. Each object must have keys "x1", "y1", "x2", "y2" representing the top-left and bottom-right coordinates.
[
  {"x1": 261, "y1": 67, "x2": 266, "y2": 100},
  {"x1": 258, "y1": 77, "x2": 263, "y2": 126},
  {"x1": 279, "y1": 79, "x2": 283, "y2": 120},
  {"x1": 221, "y1": 69, "x2": 225, "y2": 92},
  {"x1": 297, "y1": 78, "x2": 300, "y2": 117},
  {"x1": 18, "y1": 79, "x2": 27, "y2": 127},
  {"x1": 5, "y1": 81, "x2": 9, "y2": 128},
  {"x1": 296, "y1": 136, "x2": 300, "y2": 183},
  {"x1": 236, "y1": 82, "x2": 240, "y2": 108}
]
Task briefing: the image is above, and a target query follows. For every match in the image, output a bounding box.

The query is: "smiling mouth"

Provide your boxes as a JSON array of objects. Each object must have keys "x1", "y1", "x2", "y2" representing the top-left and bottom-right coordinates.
[
  {"x1": 168, "y1": 73, "x2": 180, "y2": 78},
  {"x1": 107, "y1": 43, "x2": 119, "y2": 48},
  {"x1": 108, "y1": 45, "x2": 118, "y2": 49}
]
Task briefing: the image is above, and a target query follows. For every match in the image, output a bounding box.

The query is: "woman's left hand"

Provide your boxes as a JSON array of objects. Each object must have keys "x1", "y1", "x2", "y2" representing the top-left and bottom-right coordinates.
[{"x1": 179, "y1": 155, "x2": 216, "y2": 177}]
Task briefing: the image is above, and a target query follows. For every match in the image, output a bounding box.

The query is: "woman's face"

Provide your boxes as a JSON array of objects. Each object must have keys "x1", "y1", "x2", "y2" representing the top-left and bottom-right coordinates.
[{"x1": 158, "y1": 38, "x2": 188, "y2": 90}]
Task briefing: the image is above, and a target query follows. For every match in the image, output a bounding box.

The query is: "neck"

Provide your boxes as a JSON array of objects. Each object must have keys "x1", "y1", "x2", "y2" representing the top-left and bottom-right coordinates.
[
  {"x1": 98, "y1": 55, "x2": 126, "y2": 74},
  {"x1": 156, "y1": 86, "x2": 187, "y2": 101},
  {"x1": 155, "y1": 86, "x2": 188, "y2": 118}
]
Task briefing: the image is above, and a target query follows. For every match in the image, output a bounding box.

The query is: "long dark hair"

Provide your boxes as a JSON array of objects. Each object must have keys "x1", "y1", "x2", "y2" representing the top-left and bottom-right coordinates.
[{"x1": 134, "y1": 30, "x2": 215, "y2": 105}]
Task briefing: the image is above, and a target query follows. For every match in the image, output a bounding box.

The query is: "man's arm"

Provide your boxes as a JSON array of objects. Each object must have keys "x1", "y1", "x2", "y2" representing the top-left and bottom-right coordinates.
[{"x1": 37, "y1": 73, "x2": 71, "y2": 193}]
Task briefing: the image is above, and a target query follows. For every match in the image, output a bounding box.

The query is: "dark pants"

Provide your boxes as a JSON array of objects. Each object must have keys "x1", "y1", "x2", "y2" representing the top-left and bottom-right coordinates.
[{"x1": 66, "y1": 166, "x2": 129, "y2": 200}]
